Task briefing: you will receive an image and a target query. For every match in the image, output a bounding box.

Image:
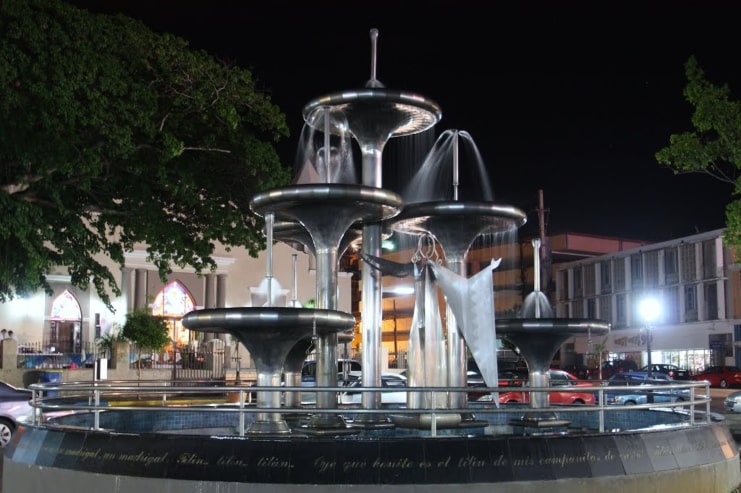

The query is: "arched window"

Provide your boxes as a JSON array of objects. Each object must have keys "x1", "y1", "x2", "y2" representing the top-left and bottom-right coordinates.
[
  {"x1": 150, "y1": 281, "x2": 195, "y2": 346},
  {"x1": 49, "y1": 290, "x2": 82, "y2": 353},
  {"x1": 51, "y1": 290, "x2": 82, "y2": 321}
]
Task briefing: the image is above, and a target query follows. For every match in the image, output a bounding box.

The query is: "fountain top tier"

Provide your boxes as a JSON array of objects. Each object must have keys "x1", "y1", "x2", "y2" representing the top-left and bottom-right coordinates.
[
  {"x1": 303, "y1": 27, "x2": 441, "y2": 146},
  {"x1": 302, "y1": 90, "x2": 442, "y2": 144}
]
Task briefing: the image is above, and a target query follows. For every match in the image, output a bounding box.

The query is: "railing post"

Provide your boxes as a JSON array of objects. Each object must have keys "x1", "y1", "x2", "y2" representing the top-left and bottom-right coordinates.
[{"x1": 94, "y1": 387, "x2": 101, "y2": 430}]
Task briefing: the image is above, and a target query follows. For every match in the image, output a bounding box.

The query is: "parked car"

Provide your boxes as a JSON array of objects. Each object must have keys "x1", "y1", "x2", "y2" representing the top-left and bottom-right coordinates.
[
  {"x1": 603, "y1": 371, "x2": 690, "y2": 405},
  {"x1": 480, "y1": 369, "x2": 596, "y2": 405},
  {"x1": 604, "y1": 371, "x2": 673, "y2": 386},
  {"x1": 465, "y1": 370, "x2": 487, "y2": 400},
  {"x1": 339, "y1": 373, "x2": 408, "y2": 405},
  {"x1": 0, "y1": 381, "x2": 34, "y2": 447},
  {"x1": 497, "y1": 369, "x2": 528, "y2": 387},
  {"x1": 464, "y1": 368, "x2": 528, "y2": 400},
  {"x1": 586, "y1": 359, "x2": 638, "y2": 380},
  {"x1": 638, "y1": 364, "x2": 691, "y2": 380},
  {"x1": 692, "y1": 366, "x2": 741, "y2": 388},
  {"x1": 562, "y1": 364, "x2": 590, "y2": 380},
  {"x1": 300, "y1": 359, "x2": 361, "y2": 386},
  {"x1": 606, "y1": 390, "x2": 688, "y2": 406},
  {"x1": 723, "y1": 390, "x2": 741, "y2": 412}
]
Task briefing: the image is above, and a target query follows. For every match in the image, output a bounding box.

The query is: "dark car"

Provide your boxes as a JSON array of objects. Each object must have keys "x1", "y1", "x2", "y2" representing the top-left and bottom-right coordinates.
[
  {"x1": 639, "y1": 364, "x2": 691, "y2": 380},
  {"x1": 692, "y1": 366, "x2": 741, "y2": 388},
  {"x1": 586, "y1": 359, "x2": 638, "y2": 380},
  {"x1": 604, "y1": 371, "x2": 672, "y2": 386},
  {"x1": 562, "y1": 364, "x2": 590, "y2": 380},
  {"x1": 498, "y1": 369, "x2": 528, "y2": 387}
]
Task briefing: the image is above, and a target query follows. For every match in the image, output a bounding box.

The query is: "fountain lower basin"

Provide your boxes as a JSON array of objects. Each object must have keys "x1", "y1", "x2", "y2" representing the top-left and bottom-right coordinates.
[{"x1": 182, "y1": 307, "x2": 355, "y2": 434}]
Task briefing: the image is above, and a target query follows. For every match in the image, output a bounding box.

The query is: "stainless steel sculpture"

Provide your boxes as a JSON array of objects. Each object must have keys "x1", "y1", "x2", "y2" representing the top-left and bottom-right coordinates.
[{"x1": 184, "y1": 28, "x2": 609, "y2": 433}]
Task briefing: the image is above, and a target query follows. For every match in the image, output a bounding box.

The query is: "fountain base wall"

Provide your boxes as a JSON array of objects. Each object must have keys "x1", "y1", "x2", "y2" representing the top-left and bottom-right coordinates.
[{"x1": 5, "y1": 420, "x2": 739, "y2": 493}]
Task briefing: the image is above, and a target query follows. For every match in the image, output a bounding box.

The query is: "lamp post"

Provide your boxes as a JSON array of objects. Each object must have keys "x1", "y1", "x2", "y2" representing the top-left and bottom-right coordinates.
[{"x1": 639, "y1": 297, "x2": 660, "y2": 402}]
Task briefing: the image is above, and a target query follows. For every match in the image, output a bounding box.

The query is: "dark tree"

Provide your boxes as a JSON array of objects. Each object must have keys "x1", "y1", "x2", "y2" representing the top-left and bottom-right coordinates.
[
  {"x1": 656, "y1": 56, "x2": 741, "y2": 252},
  {"x1": 0, "y1": 0, "x2": 291, "y2": 308}
]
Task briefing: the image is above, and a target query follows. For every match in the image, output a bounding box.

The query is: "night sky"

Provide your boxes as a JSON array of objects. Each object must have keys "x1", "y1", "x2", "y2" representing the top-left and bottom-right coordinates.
[{"x1": 63, "y1": 1, "x2": 741, "y2": 242}]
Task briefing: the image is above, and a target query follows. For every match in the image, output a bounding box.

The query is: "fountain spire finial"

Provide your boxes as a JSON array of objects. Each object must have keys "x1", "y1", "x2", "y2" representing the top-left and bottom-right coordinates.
[
  {"x1": 452, "y1": 130, "x2": 459, "y2": 201},
  {"x1": 532, "y1": 238, "x2": 541, "y2": 294},
  {"x1": 366, "y1": 28, "x2": 385, "y2": 88}
]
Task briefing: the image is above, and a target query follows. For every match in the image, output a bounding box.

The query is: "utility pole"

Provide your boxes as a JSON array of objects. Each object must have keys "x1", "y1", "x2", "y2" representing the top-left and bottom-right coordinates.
[{"x1": 537, "y1": 189, "x2": 550, "y2": 293}]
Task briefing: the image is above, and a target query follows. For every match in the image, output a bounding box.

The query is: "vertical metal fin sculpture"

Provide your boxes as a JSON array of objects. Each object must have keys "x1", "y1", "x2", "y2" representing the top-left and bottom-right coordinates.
[
  {"x1": 429, "y1": 258, "x2": 501, "y2": 403},
  {"x1": 407, "y1": 261, "x2": 448, "y2": 409}
]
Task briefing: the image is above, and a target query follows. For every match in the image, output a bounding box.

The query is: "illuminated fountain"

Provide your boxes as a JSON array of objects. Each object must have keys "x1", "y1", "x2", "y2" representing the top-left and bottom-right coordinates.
[{"x1": 8, "y1": 28, "x2": 740, "y2": 493}]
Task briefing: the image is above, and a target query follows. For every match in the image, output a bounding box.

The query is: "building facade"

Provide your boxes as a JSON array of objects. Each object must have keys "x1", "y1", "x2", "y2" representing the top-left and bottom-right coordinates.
[
  {"x1": 4, "y1": 225, "x2": 735, "y2": 376},
  {"x1": 0, "y1": 241, "x2": 352, "y2": 367},
  {"x1": 553, "y1": 228, "x2": 741, "y2": 372}
]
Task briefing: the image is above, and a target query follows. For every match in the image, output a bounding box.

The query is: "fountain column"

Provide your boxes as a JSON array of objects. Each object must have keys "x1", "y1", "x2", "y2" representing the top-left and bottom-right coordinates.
[
  {"x1": 251, "y1": 185, "x2": 402, "y2": 430},
  {"x1": 271, "y1": 222, "x2": 362, "y2": 413},
  {"x1": 302, "y1": 29, "x2": 441, "y2": 424}
]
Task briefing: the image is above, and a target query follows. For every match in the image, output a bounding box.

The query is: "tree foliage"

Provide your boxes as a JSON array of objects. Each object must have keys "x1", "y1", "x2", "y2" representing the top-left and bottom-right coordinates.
[
  {"x1": 121, "y1": 308, "x2": 170, "y2": 353},
  {"x1": 655, "y1": 56, "x2": 741, "y2": 251},
  {"x1": 0, "y1": 0, "x2": 291, "y2": 308},
  {"x1": 94, "y1": 324, "x2": 125, "y2": 359}
]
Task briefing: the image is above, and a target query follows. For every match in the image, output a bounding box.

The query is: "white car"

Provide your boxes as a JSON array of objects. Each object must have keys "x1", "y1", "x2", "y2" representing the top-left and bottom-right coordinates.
[
  {"x1": 339, "y1": 373, "x2": 408, "y2": 405},
  {"x1": 0, "y1": 381, "x2": 34, "y2": 447},
  {"x1": 724, "y1": 390, "x2": 741, "y2": 413}
]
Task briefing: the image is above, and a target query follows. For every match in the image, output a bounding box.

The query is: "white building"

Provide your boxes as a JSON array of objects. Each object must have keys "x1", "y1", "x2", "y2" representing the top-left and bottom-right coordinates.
[
  {"x1": 0, "y1": 241, "x2": 353, "y2": 364},
  {"x1": 553, "y1": 228, "x2": 740, "y2": 372}
]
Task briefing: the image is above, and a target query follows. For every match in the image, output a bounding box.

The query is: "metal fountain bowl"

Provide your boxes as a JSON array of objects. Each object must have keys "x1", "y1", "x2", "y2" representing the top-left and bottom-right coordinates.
[
  {"x1": 391, "y1": 201, "x2": 528, "y2": 235},
  {"x1": 497, "y1": 318, "x2": 611, "y2": 375},
  {"x1": 181, "y1": 306, "x2": 355, "y2": 333},
  {"x1": 303, "y1": 89, "x2": 442, "y2": 140},
  {"x1": 250, "y1": 184, "x2": 403, "y2": 225}
]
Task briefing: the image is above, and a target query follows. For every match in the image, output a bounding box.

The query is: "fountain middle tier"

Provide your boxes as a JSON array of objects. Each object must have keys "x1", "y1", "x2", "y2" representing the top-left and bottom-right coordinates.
[
  {"x1": 251, "y1": 183, "x2": 402, "y2": 310},
  {"x1": 251, "y1": 183, "x2": 402, "y2": 428},
  {"x1": 181, "y1": 307, "x2": 356, "y2": 434},
  {"x1": 390, "y1": 201, "x2": 527, "y2": 259}
]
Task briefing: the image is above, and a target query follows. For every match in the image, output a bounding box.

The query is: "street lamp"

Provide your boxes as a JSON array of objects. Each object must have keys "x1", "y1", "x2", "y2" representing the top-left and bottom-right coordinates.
[{"x1": 639, "y1": 297, "x2": 660, "y2": 379}]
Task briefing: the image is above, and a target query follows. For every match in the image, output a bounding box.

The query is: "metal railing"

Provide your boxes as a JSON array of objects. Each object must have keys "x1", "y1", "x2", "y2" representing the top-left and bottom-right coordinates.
[
  {"x1": 16, "y1": 340, "x2": 98, "y2": 369},
  {"x1": 27, "y1": 379, "x2": 715, "y2": 438}
]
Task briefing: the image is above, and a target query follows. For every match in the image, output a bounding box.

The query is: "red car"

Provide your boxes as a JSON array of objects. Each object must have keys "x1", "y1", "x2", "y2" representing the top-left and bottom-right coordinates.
[
  {"x1": 481, "y1": 369, "x2": 596, "y2": 405},
  {"x1": 466, "y1": 370, "x2": 527, "y2": 400},
  {"x1": 692, "y1": 366, "x2": 741, "y2": 388}
]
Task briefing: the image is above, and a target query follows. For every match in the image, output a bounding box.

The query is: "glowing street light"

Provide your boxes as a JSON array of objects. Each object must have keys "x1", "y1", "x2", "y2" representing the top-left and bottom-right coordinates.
[{"x1": 639, "y1": 297, "x2": 661, "y2": 401}]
